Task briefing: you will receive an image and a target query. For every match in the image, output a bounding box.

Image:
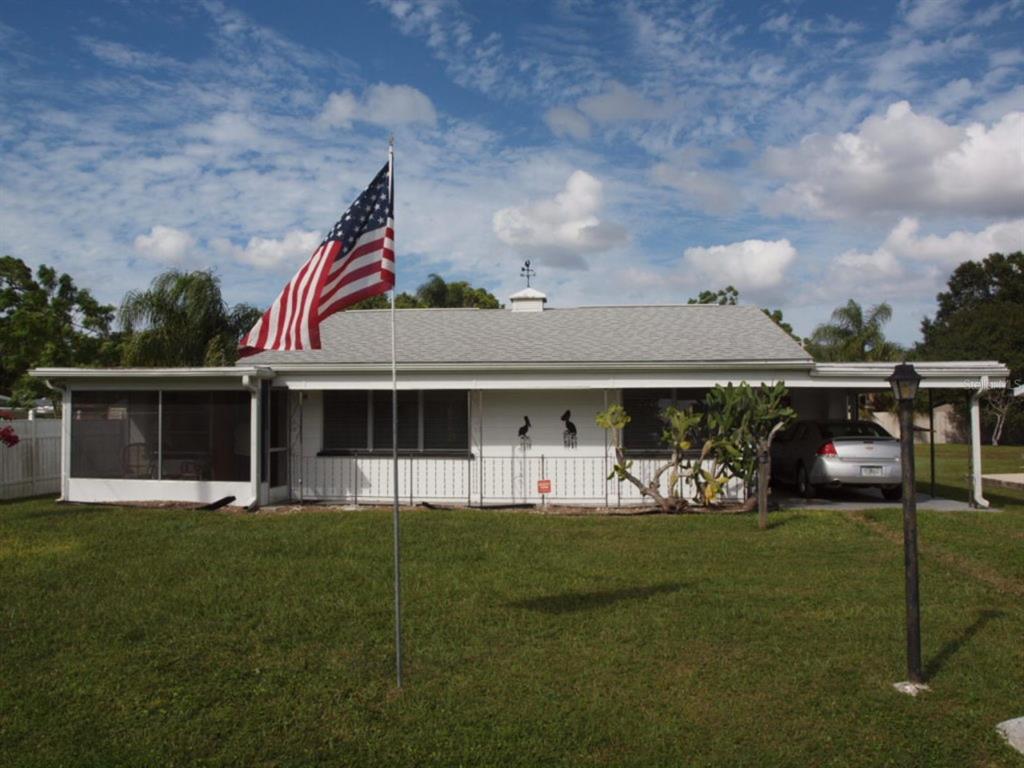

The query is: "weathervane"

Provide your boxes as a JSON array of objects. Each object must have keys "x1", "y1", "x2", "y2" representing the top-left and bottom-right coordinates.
[{"x1": 520, "y1": 259, "x2": 535, "y2": 288}]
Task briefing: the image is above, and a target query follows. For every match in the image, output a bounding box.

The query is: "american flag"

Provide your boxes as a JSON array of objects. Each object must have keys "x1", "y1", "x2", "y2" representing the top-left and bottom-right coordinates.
[{"x1": 239, "y1": 162, "x2": 394, "y2": 355}]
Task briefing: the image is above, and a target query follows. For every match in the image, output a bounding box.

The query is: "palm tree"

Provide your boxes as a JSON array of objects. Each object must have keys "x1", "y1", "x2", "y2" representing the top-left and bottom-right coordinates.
[
  {"x1": 119, "y1": 270, "x2": 261, "y2": 366},
  {"x1": 806, "y1": 299, "x2": 903, "y2": 362}
]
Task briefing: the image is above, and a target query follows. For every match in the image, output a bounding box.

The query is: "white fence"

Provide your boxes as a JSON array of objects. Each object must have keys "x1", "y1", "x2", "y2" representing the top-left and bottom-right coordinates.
[
  {"x1": 292, "y1": 450, "x2": 746, "y2": 507},
  {"x1": 0, "y1": 419, "x2": 61, "y2": 501}
]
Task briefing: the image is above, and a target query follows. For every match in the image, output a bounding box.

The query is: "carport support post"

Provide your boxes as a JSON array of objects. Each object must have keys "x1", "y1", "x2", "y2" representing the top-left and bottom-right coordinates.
[
  {"x1": 899, "y1": 399, "x2": 924, "y2": 684},
  {"x1": 928, "y1": 390, "x2": 935, "y2": 500}
]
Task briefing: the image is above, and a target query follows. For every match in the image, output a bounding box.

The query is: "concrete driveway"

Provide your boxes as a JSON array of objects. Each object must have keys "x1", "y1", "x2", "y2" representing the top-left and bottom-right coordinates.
[{"x1": 773, "y1": 486, "x2": 983, "y2": 512}]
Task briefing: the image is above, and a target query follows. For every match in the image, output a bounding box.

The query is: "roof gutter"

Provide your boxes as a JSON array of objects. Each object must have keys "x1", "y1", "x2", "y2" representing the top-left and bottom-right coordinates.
[
  {"x1": 253, "y1": 359, "x2": 815, "y2": 375},
  {"x1": 29, "y1": 366, "x2": 275, "y2": 383}
]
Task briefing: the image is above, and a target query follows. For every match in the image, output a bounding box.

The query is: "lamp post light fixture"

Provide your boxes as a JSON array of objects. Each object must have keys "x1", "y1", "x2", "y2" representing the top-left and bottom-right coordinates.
[{"x1": 888, "y1": 362, "x2": 927, "y2": 692}]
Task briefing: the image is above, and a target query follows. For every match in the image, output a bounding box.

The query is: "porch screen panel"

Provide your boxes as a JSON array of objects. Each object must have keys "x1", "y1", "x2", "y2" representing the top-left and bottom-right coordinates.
[
  {"x1": 70, "y1": 391, "x2": 159, "y2": 478},
  {"x1": 268, "y1": 388, "x2": 289, "y2": 487},
  {"x1": 423, "y1": 390, "x2": 468, "y2": 450},
  {"x1": 160, "y1": 391, "x2": 250, "y2": 481},
  {"x1": 323, "y1": 391, "x2": 368, "y2": 451}
]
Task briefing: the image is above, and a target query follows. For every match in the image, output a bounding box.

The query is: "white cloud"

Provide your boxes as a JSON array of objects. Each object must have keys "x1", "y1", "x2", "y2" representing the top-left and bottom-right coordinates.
[
  {"x1": 651, "y1": 158, "x2": 740, "y2": 215},
  {"x1": 764, "y1": 102, "x2": 1024, "y2": 219},
  {"x1": 133, "y1": 225, "x2": 196, "y2": 264},
  {"x1": 973, "y1": 84, "x2": 1024, "y2": 120},
  {"x1": 542, "y1": 82, "x2": 669, "y2": 140},
  {"x1": 576, "y1": 81, "x2": 663, "y2": 123},
  {"x1": 213, "y1": 229, "x2": 321, "y2": 269},
  {"x1": 868, "y1": 34, "x2": 976, "y2": 93},
  {"x1": 318, "y1": 91, "x2": 358, "y2": 128},
  {"x1": 185, "y1": 112, "x2": 264, "y2": 146},
  {"x1": 492, "y1": 170, "x2": 627, "y2": 268},
  {"x1": 79, "y1": 37, "x2": 182, "y2": 70},
  {"x1": 317, "y1": 83, "x2": 436, "y2": 128},
  {"x1": 900, "y1": 0, "x2": 964, "y2": 31},
  {"x1": 683, "y1": 239, "x2": 797, "y2": 291},
  {"x1": 544, "y1": 106, "x2": 591, "y2": 140},
  {"x1": 835, "y1": 217, "x2": 1024, "y2": 276}
]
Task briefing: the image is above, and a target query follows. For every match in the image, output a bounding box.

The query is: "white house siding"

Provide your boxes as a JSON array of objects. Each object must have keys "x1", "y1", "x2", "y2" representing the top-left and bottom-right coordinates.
[{"x1": 288, "y1": 389, "x2": 744, "y2": 506}]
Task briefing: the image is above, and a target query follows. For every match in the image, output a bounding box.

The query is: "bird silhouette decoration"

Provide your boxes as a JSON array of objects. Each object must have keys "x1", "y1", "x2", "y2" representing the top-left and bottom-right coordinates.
[
  {"x1": 561, "y1": 410, "x2": 578, "y2": 449},
  {"x1": 518, "y1": 416, "x2": 531, "y2": 448}
]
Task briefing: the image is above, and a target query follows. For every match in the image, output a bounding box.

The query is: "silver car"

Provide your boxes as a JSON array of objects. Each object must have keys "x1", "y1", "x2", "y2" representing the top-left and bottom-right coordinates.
[{"x1": 771, "y1": 420, "x2": 903, "y2": 500}]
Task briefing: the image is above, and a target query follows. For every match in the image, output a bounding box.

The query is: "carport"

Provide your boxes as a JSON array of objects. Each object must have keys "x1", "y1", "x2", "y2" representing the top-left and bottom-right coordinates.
[{"x1": 789, "y1": 361, "x2": 1009, "y2": 509}]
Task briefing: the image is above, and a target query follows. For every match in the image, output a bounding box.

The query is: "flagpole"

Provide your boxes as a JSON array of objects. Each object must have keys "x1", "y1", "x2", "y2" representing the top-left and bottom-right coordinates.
[{"x1": 388, "y1": 136, "x2": 403, "y2": 688}]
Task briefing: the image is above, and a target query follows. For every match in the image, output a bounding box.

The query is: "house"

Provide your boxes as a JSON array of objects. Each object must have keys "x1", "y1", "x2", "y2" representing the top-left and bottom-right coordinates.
[{"x1": 31, "y1": 289, "x2": 1008, "y2": 509}]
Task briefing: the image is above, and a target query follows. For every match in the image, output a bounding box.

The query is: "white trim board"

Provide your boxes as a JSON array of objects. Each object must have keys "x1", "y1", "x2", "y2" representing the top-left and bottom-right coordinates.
[{"x1": 67, "y1": 478, "x2": 254, "y2": 506}]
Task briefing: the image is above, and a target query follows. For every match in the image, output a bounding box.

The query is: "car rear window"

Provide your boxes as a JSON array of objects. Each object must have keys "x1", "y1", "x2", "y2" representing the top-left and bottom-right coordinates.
[{"x1": 821, "y1": 422, "x2": 892, "y2": 439}]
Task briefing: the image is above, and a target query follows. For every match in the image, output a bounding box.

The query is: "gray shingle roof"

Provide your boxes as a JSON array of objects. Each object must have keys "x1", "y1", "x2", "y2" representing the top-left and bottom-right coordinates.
[{"x1": 242, "y1": 305, "x2": 812, "y2": 367}]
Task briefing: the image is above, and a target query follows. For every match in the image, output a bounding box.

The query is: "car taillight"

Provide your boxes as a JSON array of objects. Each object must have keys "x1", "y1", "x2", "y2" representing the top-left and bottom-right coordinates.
[{"x1": 816, "y1": 441, "x2": 837, "y2": 456}]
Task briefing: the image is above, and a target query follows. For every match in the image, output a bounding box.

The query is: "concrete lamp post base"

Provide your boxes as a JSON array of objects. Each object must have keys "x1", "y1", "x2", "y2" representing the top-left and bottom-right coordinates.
[{"x1": 892, "y1": 681, "x2": 931, "y2": 697}]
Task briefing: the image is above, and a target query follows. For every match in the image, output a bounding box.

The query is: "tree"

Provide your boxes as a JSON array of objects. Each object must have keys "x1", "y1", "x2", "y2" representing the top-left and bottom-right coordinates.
[
  {"x1": 597, "y1": 403, "x2": 702, "y2": 513},
  {"x1": 0, "y1": 255, "x2": 118, "y2": 405},
  {"x1": 350, "y1": 273, "x2": 501, "y2": 310},
  {"x1": 119, "y1": 270, "x2": 261, "y2": 367},
  {"x1": 703, "y1": 382, "x2": 795, "y2": 510},
  {"x1": 688, "y1": 286, "x2": 738, "y2": 305},
  {"x1": 761, "y1": 307, "x2": 796, "y2": 339},
  {"x1": 918, "y1": 252, "x2": 1024, "y2": 444},
  {"x1": 348, "y1": 292, "x2": 418, "y2": 310},
  {"x1": 688, "y1": 285, "x2": 798, "y2": 340},
  {"x1": 805, "y1": 299, "x2": 903, "y2": 362},
  {"x1": 596, "y1": 383, "x2": 795, "y2": 513}
]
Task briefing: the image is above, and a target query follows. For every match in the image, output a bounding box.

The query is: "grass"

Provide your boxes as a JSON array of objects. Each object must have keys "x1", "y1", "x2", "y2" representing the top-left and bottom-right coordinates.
[{"x1": 1, "y1": 446, "x2": 1022, "y2": 766}]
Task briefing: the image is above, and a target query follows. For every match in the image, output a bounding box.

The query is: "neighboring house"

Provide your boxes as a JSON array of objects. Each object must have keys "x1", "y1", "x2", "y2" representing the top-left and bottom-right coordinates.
[
  {"x1": 0, "y1": 395, "x2": 54, "y2": 421},
  {"x1": 872, "y1": 403, "x2": 961, "y2": 445},
  {"x1": 31, "y1": 289, "x2": 1008, "y2": 508}
]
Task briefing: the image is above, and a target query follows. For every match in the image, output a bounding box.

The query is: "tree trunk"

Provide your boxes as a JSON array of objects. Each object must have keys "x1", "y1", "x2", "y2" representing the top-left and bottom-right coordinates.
[
  {"x1": 612, "y1": 445, "x2": 683, "y2": 513},
  {"x1": 991, "y1": 410, "x2": 1005, "y2": 446}
]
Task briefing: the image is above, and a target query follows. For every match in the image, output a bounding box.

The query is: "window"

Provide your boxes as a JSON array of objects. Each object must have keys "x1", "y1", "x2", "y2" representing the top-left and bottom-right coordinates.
[
  {"x1": 622, "y1": 388, "x2": 708, "y2": 454},
  {"x1": 322, "y1": 390, "x2": 469, "y2": 454},
  {"x1": 323, "y1": 391, "x2": 368, "y2": 451},
  {"x1": 423, "y1": 391, "x2": 469, "y2": 451},
  {"x1": 70, "y1": 390, "x2": 250, "y2": 481},
  {"x1": 372, "y1": 391, "x2": 418, "y2": 451},
  {"x1": 71, "y1": 391, "x2": 159, "y2": 478}
]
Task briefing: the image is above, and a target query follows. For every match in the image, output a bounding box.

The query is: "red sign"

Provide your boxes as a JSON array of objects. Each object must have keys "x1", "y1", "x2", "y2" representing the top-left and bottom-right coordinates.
[{"x1": 537, "y1": 479, "x2": 551, "y2": 494}]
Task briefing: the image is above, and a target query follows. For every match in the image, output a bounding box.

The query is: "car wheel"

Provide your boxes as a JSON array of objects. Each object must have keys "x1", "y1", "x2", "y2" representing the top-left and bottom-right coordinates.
[
  {"x1": 797, "y1": 464, "x2": 816, "y2": 499},
  {"x1": 881, "y1": 485, "x2": 902, "y2": 501}
]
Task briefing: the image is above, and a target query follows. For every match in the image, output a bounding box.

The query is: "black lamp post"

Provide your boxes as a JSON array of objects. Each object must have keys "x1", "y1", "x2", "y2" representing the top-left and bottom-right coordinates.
[{"x1": 888, "y1": 362, "x2": 924, "y2": 685}]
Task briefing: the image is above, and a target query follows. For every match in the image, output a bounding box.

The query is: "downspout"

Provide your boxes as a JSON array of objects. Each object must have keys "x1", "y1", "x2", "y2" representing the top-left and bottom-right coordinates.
[
  {"x1": 43, "y1": 380, "x2": 70, "y2": 502},
  {"x1": 242, "y1": 374, "x2": 260, "y2": 510},
  {"x1": 969, "y1": 376, "x2": 989, "y2": 509}
]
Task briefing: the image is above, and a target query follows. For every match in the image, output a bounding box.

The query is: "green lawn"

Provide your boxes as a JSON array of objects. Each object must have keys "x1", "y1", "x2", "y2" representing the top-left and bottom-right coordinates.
[{"x1": 1, "y1": 446, "x2": 1022, "y2": 767}]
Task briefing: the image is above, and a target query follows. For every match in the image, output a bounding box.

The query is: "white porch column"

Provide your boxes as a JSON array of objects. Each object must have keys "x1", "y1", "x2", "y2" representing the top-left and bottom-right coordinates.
[
  {"x1": 60, "y1": 387, "x2": 71, "y2": 501},
  {"x1": 248, "y1": 382, "x2": 260, "y2": 509},
  {"x1": 969, "y1": 378, "x2": 989, "y2": 509}
]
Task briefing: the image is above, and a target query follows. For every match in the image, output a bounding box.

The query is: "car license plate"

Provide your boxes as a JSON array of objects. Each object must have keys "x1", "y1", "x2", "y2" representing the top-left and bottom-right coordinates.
[{"x1": 861, "y1": 466, "x2": 883, "y2": 477}]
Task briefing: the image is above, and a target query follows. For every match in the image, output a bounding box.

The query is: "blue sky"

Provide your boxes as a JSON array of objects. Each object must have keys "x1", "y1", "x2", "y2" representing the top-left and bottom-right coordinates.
[{"x1": 1, "y1": 0, "x2": 1022, "y2": 344}]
